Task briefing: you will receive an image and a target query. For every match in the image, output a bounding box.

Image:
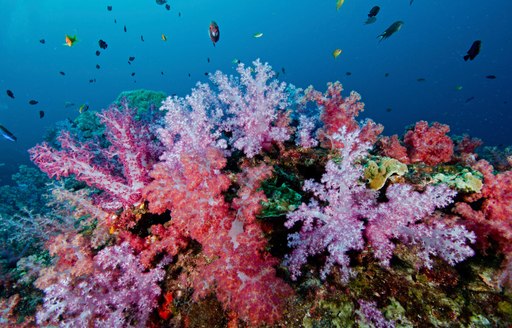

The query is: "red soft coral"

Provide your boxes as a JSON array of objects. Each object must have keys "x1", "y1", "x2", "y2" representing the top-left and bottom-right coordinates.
[{"x1": 403, "y1": 121, "x2": 454, "y2": 165}]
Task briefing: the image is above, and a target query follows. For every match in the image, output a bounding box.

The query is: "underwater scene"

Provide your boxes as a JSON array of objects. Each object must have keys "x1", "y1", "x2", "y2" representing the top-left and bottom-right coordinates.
[{"x1": 1, "y1": 0, "x2": 512, "y2": 327}]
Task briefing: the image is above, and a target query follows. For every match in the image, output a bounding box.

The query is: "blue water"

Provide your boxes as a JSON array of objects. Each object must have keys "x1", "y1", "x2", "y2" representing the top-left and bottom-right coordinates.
[{"x1": 1, "y1": 0, "x2": 511, "y2": 183}]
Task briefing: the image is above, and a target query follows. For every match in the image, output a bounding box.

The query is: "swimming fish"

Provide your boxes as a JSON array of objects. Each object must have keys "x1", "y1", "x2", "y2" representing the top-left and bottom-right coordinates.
[
  {"x1": 333, "y1": 49, "x2": 342, "y2": 59},
  {"x1": 377, "y1": 21, "x2": 404, "y2": 41},
  {"x1": 107, "y1": 5, "x2": 112, "y2": 11},
  {"x1": 29, "y1": 100, "x2": 39, "y2": 105},
  {"x1": 416, "y1": 78, "x2": 426, "y2": 82},
  {"x1": 455, "y1": 85, "x2": 463, "y2": 91},
  {"x1": 141, "y1": 35, "x2": 145, "y2": 42},
  {"x1": 209, "y1": 21, "x2": 220, "y2": 46},
  {"x1": 39, "y1": 110, "x2": 45, "y2": 118},
  {"x1": 131, "y1": 72, "x2": 136, "y2": 76},
  {"x1": 128, "y1": 56, "x2": 135, "y2": 62},
  {"x1": 39, "y1": 39, "x2": 46, "y2": 44},
  {"x1": 486, "y1": 75, "x2": 496, "y2": 79},
  {"x1": 79, "y1": 103, "x2": 89, "y2": 113},
  {"x1": 365, "y1": 6, "x2": 380, "y2": 24},
  {"x1": 0, "y1": 125, "x2": 16, "y2": 142},
  {"x1": 6, "y1": 90, "x2": 14, "y2": 99},
  {"x1": 156, "y1": 0, "x2": 166, "y2": 4},
  {"x1": 124, "y1": 25, "x2": 127, "y2": 32},
  {"x1": 253, "y1": 32, "x2": 264, "y2": 38},
  {"x1": 464, "y1": 40, "x2": 481, "y2": 61},
  {"x1": 165, "y1": 4, "x2": 170, "y2": 10},
  {"x1": 96, "y1": 64, "x2": 100, "y2": 69},
  {"x1": 336, "y1": 0, "x2": 344, "y2": 10},
  {"x1": 64, "y1": 34, "x2": 78, "y2": 47},
  {"x1": 162, "y1": 34, "x2": 167, "y2": 41},
  {"x1": 98, "y1": 39, "x2": 108, "y2": 49},
  {"x1": 59, "y1": 71, "x2": 66, "y2": 75},
  {"x1": 96, "y1": 50, "x2": 101, "y2": 56},
  {"x1": 465, "y1": 96, "x2": 475, "y2": 103},
  {"x1": 346, "y1": 71, "x2": 352, "y2": 76}
]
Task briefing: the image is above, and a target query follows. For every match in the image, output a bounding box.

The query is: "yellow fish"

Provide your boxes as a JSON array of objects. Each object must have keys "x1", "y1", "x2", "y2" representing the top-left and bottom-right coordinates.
[
  {"x1": 336, "y1": 0, "x2": 345, "y2": 10},
  {"x1": 64, "y1": 34, "x2": 78, "y2": 47},
  {"x1": 333, "y1": 49, "x2": 342, "y2": 59},
  {"x1": 253, "y1": 32, "x2": 264, "y2": 38},
  {"x1": 161, "y1": 34, "x2": 167, "y2": 41}
]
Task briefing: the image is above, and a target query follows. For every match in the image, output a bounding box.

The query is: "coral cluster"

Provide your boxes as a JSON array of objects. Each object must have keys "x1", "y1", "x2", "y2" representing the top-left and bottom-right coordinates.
[{"x1": 1, "y1": 60, "x2": 511, "y2": 326}]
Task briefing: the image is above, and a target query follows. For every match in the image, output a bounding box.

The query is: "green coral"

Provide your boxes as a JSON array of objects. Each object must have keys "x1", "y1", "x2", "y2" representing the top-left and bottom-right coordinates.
[
  {"x1": 364, "y1": 156, "x2": 408, "y2": 190},
  {"x1": 432, "y1": 168, "x2": 483, "y2": 193},
  {"x1": 115, "y1": 89, "x2": 167, "y2": 119}
]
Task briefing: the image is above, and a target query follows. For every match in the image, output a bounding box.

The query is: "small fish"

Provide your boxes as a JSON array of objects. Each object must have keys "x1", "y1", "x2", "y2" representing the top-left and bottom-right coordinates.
[
  {"x1": 131, "y1": 72, "x2": 136, "y2": 76},
  {"x1": 416, "y1": 78, "x2": 426, "y2": 82},
  {"x1": 486, "y1": 75, "x2": 496, "y2": 79},
  {"x1": 114, "y1": 18, "x2": 117, "y2": 24},
  {"x1": 79, "y1": 103, "x2": 89, "y2": 113},
  {"x1": 96, "y1": 64, "x2": 100, "y2": 69},
  {"x1": 161, "y1": 34, "x2": 167, "y2": 41},
  {"x1": 207, "y1": 57, "x2": 210, "y2": 63},
  {"x1": 384, "y1": 72, "x2": 390, "y2": 77},
  {"x1": 128, "y1": 56, "x2": 135, "y2": 62},
  {"x1": 96, "y1": 50, "x2": 101, "y2": 56},
  {"x1": 386, "y1": 108, "x2": 392, "y2": 112},
  {"x1": 59, "y1": 71, "x2": 66, "y2": 76},
  {"x1": 39, "y1": 39, "x2": 46, "y2": 44},
  {"x1": 0, "y1": 125, "x2": 16, "y2": 142},
  {"x1": 6, "y1": 90, "x2": 14, "y2": 99},
  {"x1": 455, "y1": 85, "x2": 463, "y2": 91},
  {"x1": 232, "y1": 58, "x2": 241, "y2": 64},
  {"x1": 64, "y1": 34, "x2": 78, "y2": 47},
  {"x1": 89, "y1": 78, "x2": 96, "y2": 83},
  {"x1": 107, "y1": 5, "x2": 112, "y2": 11},
  {"x1": 165, "y1": 4, "x2": 170, "y2": 10},
  {"x1": 333, "y1": 49, "x2": 342, "y2": 59},
  {"x1": 178, "y1": 12, "x2": 181, "y2": 17},
  {"x1": 377, "y1": 21, "x2": 404, "y2": 41},
  {"x1": 282, "y1": 67, "x2": 286, "y2": 74},
  {"x1": 346, "y1": 71, "x2": 352, "y2": 76},
  {"x1": 464, "y1": 40, "x2": 481, "y2": 61},
  {"x1": 253, "y1": 32, "x2": 264, "y2": 38},
  {"x1": 39, "y1": 110, "x2": 45, "y2": 118},
  {"x1": 209, "y1": 21, "x2": 220, "y2": 46},
  {"x1": 410, "y1": 0, "x2": 414, "y2": 5},
  {"x1": 124, "y1": 25, "x2": 127, "y2": 32},
  {"x1": 161, "y1": 71, "x2": 164, "y2": 75},
  {"x1": 141, "y1": 35, "x2": 145, "y2": 42},
  {"x1": 156, "y1": 0, "x2": 166, "y2": 4},
  {"x1": 368, "y1": 6, "x2": 380, "y2": 18},
  {"x1": 188, "y1": 73, "x2": 191, "y2": 77},
  {"x1": 29, "y1": 100, "x2": 39, "y2": 105},
  {"x1": 204, "y1": 72, "x2": 209, "y2": 76},
  {"x1": 98, "y1": 39, "x2": 108, "y2": 49},
  {"x1": 465, "y1": 96, "x2": 475, "y2": 103},
  {"x1": 336, "y1": 0, "x2": 344, "y2": 10}
]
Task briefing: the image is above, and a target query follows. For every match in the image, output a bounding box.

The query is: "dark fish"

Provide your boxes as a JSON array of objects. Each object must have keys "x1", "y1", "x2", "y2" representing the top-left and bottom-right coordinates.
[
  {"x1": 131, "y1": 72, "x2": 136, "y2": 76},
  {"x1": 129, "y1": 56, "x2": 135, "y2": 62},
  {"x1": 39, "y1": 110, "x2": 45, "y2": 118},
  {"x1": 107, "y1": 5, "x2": 112, "y2": 11},
  {"x1": 464, "y1": 40, "x2": 481, "y2": 61},
  {"x1": 368, "y1": 6, "x2": 380, "y2": 17},
  {"x1": 282, "y1": 67, "x2": 286, "y2": 74},
  {"x1": 39, "y1": 39, "x2": 46, "y2": 44},
  {"x1": 416, "y1": 78, "x2": 426, "y2": 82},
  {"x1": 386, "y1": 108, "x2": 392, "y2": 112},
  {"x1": 384, "y1": 73, "x2": 390, "y2": 77},
  {"x1": 156, "y1": 0, "x2": 166, "y2": 4},
  {"x1": 161, "y1": 71, "x2": 164, "y2": 75},
  {"x1": 0, "y1": 125, "x2": 16, "y2": 142},
  {"x1": 6, "y1": 90, "x2": 15, "y2": 99},
  {"x1": 204, "y1": 72, "x2": 209, "y2": 76},
  {"x1": 410, "y1": 0, "x2": 414, "y2": 5},
  {"x1": 96, "y1": 50, "x2": 101, "y2": 56},
  {"x1": 89, "y1": 78, "x2": 96, "y2": 83},
  {"x1": 486, "y1": 75, "x2": 496, "y2": 79},
  {"x1": 209, "y1": 21, "x2": 220, "y2": 46},
  {"x1": 29, "y1": 100, "x2": 39, "y2": 105},
  {"x1": 179, "y1": 12, "x2": 181, "y2": 17},
  {"x1": 96, "y1": 64, "x2": 100, "y2": 69},
  {"x1": 377, "y1": 21, "x2": 404, "y2": 41},
  {"x1": 79, "y1": 103, "x2": 89, "y2": 113},
  {"x1": 114, "y1": 18, "x2": 117, "y2": 24},
  {"x1": 141, "y1": 35, "x2": 145, "y2": 42},
  {"x1": 188, "y1": 73, "x2": 191, "y2": 77},
  {"x1": 59, "y1": 71, "x2": 65, "y2": 75},
  {"x1": 207, "y1": 57, "x2": 210, "y2": 63},
  {"x1": 98, "y1": 39, "x2": 108, "y2": 49},
  {"x1": 465, "y1": 96, "x2": 475, "y2": 103},
  {"x1": 346, "y1": 71, "x2": 352, "y2": 76},
  {"x1": 165, "y1": 4, "x2": 170, "y2": 10},
  {"x1": 124, "y1": 25, "x2": 127, "y2": 32}
]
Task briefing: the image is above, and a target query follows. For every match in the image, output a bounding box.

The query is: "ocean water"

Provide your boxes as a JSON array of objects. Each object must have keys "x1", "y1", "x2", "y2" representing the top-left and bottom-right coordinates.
[{"x1": 0, "y1": 0, "x2": 511, "y2": 183}]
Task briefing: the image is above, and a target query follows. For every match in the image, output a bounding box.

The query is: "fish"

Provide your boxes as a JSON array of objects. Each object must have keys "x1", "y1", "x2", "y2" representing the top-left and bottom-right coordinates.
[
  {"x1": 346, "y1": 71, "x2": 352, "y2": 76},
  {"x1": 336, "y1": 0, "x2": 344, "y2": 10},
  {"x1": 162, "y1": 34, "x2": 167, "y2": 41},
  {"x1": 64, "y1": 34, "x2": 78, "y2": 47},
  {"x1": 384, "y1": 73, "x2": 390, "y2": 77},
  {"x1": 377, "y1": 21, "x2": 404, "y2": 41},
  {"x1": 204, "y1": 72, "x2": 209, "y2": 76},
  {"x1": 98, "y1": 39, "x2": 108, "y2": 49},
  {"x1": 0, "y1": 125, "x2": 17, "y2": 142},
  {"x1": 455, "y1": 85, "x2": 463, "y2": 91},
  {"x1": 39, "y1": 39, "x2": 46, "y2": 44},
  {"x1": 6, "y1": 90, "x2": 14, "y2": 99},
  {"x1": 114, "y1": 18, "x2": 117, "y2": 24},
  {"x1": 207, "y1": 57, "x2": 210, "y2": 63},
  {"x1": 232, "y1": 58, "x2": 241, "y2": 64},
  {"x1": 59, "y1": 71, "x2": 66, "y2": 75},
  {"x1": 96, "y1": 50, "x2": 101, "y2": 56},
  {"x1": 178, "y1": 12, "x2": 181, "y2": 17},
  {"x1": 188, "y1": 73, "x2": 191, "y2": 77},
  {"x1": 156, "y1": 0, "x2": 166, "y2": 4},
  {"x1": 253, "y1": 32, "x2": 264, "y2": 38},
  {"x1": 96, "y1": 64, "x2": 100, "y2": 69},
  {"x1": 161, "y1": 71, "x2": 164, "y2": 75},
  {"x1": 464, "y1": 40, "x2": 481, "y2": 61},
  {"x1": 209, "y1": 21, "x2": 220, "y2": 46},
  {"x1": 416, "y1": 78, "x2": 426, "y2": 82},
  {"x1": 165, "y1": 4, "x2": 170, "y2": 10},
  {"x1": 333, "y1": 49, "x2": 342, "y2": 59},
  {"x1": 107, "y1": 5, "x2": 112, "y2": 11},
  {"x1": 29, "y1": 100, "x2": 39, "y2": 105},
  {"x1": 386, "y1": 108, "x2": 392, "y2": 112},
  {"x1": 124, "y1": 25, "x2": 127, "y2": 32},
  {"x1": 131, "y1": 72, "x2": 136, "y2": 76},
  {"x1": 410, "y1": 0, "x2": 414, "y2": 5},
  {"x1": 89, "y1": 78, "x2": 96, "y2": 83},
  {"x1": 465, "y1": 96, "x2": 475, "y2": 103},
  {"x1": 128, "y1": 56, "x2": 135, "y2": 62},
  {"x1": 39, "y1": 110, "x2": 45, "y2": 118},
  {"x1": 282, "y1": 67, "x2": 286, "y2": 74},
  {"x1": 486, "y1": 75, "x2": 496, "y2": 79},
  {"x1": 141, "y1": 35, "x2": 145, "y2": 42},
  {"x1": 368, "y1": 6, "x2": 380, "y2": 17},
  {"x1": 79, "y1": 103, "x2": 89, "y2": 113}
]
